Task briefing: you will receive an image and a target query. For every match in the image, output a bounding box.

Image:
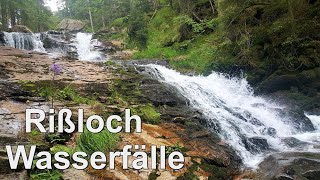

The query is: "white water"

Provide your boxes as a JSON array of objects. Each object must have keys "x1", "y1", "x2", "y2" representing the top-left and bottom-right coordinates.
[
  {"x1": 73, "y1": 32, "x2": 103, "y2": 61},
  {"x1": 144, "y1": 64, "x2": 320, "y2": 168},
  {"x1": 3, "y1": 32, "x2": 46, "y2": 52}
]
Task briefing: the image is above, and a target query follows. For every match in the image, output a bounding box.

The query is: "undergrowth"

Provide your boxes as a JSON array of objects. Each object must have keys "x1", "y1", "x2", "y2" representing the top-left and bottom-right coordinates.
[{"x1": 77, "y1": 128, "x2": 120, "y2": 155}]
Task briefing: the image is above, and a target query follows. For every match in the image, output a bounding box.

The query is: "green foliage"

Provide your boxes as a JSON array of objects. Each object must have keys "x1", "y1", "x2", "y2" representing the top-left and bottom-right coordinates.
[
  {"x1": 148, "y1": 172, "x2": 160, "y2": 180},
  {"x1": 177, "y1": 15, "x2": 216, "y2": 34},
  {"x1": 38, "y1": 85, "x2": 96, "y2": 105},
  {"x1": 105, "y1": 60, "x2": 116, "y2": 66},
  {"x1": 18, "y1": 80, "x2": 37, "y2": 93},
  {"x1": 133, "y1": 7, "x2": 184, "y2": 59},
  {"x1": 39, "y1": 86, "x2": 55, "y2": 100},
  {"x1": 111, "y1": 17, "x2": 128, "y2": 28},
  {"x1": 30, "y1": 130, "x2": 40, "y2": 137},
  {"x1": 128, "y1": 14, "x2": 148, "y2": 49},
  {"x1": 46, "y1": 133, "x2": 66, "y2": 144},
  {"x1": 50, "y1": 145, "x2": 74, "y2": 155},
  {"x1": 77, "y1": 128, "x2": 120, "y2": 155},
  {"x1": 56, "y1": 86, "x2": 96, "y2": 105},
  {"x1": 201, "y1": 163, "x2": 229, "y2": 180},
  {"x1": 166, "y1": 143, "x2": 187, "y2": 157},
  {"x1": 0, "y1": 0, "x2": 57, "y2": 32},
  {"x1": 30, "y1": 168, "x2": 62, "y2": 180},
  {"x1": 132, "y1": 104, "x2": 161, "y2": 124},
  {"x1": 133, "y1": 0, "x2": 320, "y2": 77},
  {"x1": 57, "y1": 0, "x2": 153, "y2": 32},
  {"x1": 177, "y1": 162, "x2": 199, "y2": 180},
  {"x1": 134, "y1": 6, "x2": 230, "y2": 73},
  {"x1": 127, "y1": 0, "x2": 151, "y2": 49}
]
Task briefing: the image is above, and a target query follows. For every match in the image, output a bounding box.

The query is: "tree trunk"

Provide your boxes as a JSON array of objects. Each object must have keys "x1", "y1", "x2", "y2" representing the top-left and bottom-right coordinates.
[
  {"x1": 209, "y1": 0, "x2": 215, "y2": 16},
  {"x1": 9, "y1": 3, "x2": 16, "y2": 26},
  {"x1": 102, "y1": 16, "x2": 106, "y2": 29},
  {"x1": 1, "y1": 0, "x2": 8, "y2": 29},
  {"x1": 87, "y1": 0, "x2": 94, "y2": 33}
]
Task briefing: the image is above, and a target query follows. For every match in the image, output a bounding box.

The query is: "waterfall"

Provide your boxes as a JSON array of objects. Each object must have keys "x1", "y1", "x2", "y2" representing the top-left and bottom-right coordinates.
[
  {"x1": 73, "y1": 32, "x2": 103, "y2": 61},
  {"x1": 2, "y1": 31, "x2": 105, "y2": 60},
  {"x1": 144, "y1": 64, "x2": 320, "y2": 168},
  {"x1": 3, "y1": 32, "x2": 46, "y2": 52}
]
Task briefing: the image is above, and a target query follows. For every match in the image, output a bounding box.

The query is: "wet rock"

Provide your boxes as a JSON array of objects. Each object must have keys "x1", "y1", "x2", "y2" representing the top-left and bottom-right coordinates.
[
  {"x1": 47, "y1": 30, "x2": 64, "y2": 35},
  {"x1": 185, "y1": 140, "x2": 232, "y2": 167},
  {"x1": 141, "y1": 83, "x2": 186, "y2": 107},
  {"x1": 172, "y1": 116, "x2": 187, "y2": 124},
  {"x1": 242, "y1": 137, "x2": 269, "y2": 154},
  {"x1": 281, "y1": 137, "x2": 309, "y2": 148},
  {"x1": 257, "y1": 152, "x2": 320, "y2": 180},
  {"x1": 302, "y1": 170, "x2": 320, "y2": 180},
  {"x1": 0, "y1": 32, "x2": 5, "y2": 45},
  {"x1": 41, "y1": 32, "x2": 78, "y2": 59},
  {"x1": 306, "y1": 109, "x2": 320, "y2": 116},
  {"x1": 275, "y1": 174, "x2": 294, "y2": 180},
  {"x1": 190, "y1": 130, "x2": 210, "y2": 139},
  {"x1": 11, "y1": 96, "x2": 46, "y2": 102},
  {"x1": 289, "y1": 111, "x2": 315, "y2": 132},
  {"x1": 267, "y1": 127, "x2": 277, "y2": 137}
]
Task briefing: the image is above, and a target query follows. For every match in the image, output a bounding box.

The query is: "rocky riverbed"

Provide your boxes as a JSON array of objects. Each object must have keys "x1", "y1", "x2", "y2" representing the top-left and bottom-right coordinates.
[
  {"x1": 0, "y1": 46, "x2": 242, "y2": 179},
  {"x1": 0, "y1": 46, "x2": 320, "y2": 180}
]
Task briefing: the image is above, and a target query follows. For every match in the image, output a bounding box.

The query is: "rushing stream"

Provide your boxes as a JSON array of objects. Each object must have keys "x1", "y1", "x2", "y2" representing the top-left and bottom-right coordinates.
[
  {"x1": 2, "y1": 30, "x2": 319, "y2": 169},
  {"x1": 143, "y1": 64, "x2": 320, "y2": 168}
]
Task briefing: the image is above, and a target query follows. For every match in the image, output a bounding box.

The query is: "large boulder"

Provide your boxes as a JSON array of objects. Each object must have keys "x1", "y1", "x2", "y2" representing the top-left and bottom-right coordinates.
[
  {"x1": 257, "y1": 152, "x2": 320, "y2": 180},
  {"x1": 11, "y1": 25, "x2": 32, "y2": 33},
  {"x1": 57, "y1": 19, "x2": 86, "y2": 32}
]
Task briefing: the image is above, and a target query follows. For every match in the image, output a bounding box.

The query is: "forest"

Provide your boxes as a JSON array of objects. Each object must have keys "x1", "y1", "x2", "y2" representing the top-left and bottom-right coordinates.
[{"x1": 0, "y1": 0, "x2": 56, "y2": 31}]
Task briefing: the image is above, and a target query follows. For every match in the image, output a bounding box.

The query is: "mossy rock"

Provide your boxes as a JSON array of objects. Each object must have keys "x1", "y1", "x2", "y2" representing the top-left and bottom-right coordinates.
[{"x1": 132, "y1": 104, "x2": 161, "y2": 124}]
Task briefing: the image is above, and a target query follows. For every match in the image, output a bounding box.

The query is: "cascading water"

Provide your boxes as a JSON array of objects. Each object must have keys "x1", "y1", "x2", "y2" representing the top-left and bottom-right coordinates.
[
  {"x1": 73, "y1": 32, "x2": 103, "y2": 61},
  {"x1": 3, "y1": 32, "x2": 46, "y2": 52},
  {"x1": 144, "y1": 64, "x2": 320, "y2": 168}
]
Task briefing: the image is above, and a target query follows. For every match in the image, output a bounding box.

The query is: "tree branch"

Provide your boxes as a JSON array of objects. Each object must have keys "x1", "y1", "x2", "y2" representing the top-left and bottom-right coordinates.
[{"x1": 227, "y1": 3, "x2": 270, "y2": 28}]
